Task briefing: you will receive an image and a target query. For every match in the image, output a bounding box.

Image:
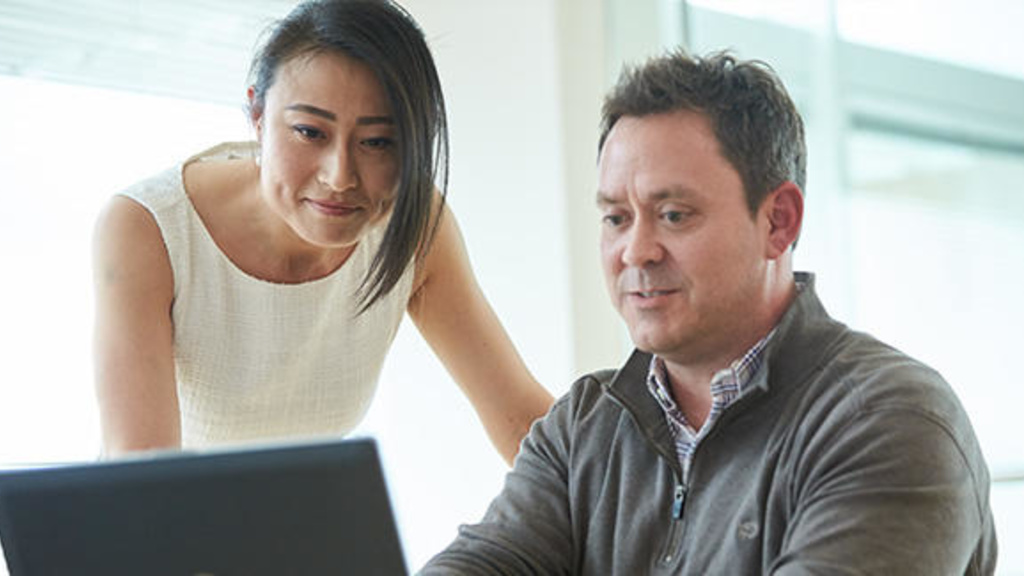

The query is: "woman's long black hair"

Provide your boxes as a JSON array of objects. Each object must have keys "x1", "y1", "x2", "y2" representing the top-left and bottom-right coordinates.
[{"x1": 248, "y1": 0, "x2": 449, "y2": 312}]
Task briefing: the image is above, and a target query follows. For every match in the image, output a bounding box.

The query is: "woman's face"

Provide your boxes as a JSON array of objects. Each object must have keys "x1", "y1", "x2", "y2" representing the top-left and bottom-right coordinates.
[{"x1": 250, "y1": 51, "x2": 400, "y2": 250}]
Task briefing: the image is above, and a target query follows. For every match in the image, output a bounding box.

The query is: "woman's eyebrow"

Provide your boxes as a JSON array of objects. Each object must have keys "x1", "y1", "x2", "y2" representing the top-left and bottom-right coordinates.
[
  {"x1": 356, "y1": 115, "x2": 394, "y2": 126},
  {"x1": 286, "y1": 103, "x2": 394, "y2": 127},
  {"x1": 286, "y1": 103, "x2": 336, "y2": 121}
]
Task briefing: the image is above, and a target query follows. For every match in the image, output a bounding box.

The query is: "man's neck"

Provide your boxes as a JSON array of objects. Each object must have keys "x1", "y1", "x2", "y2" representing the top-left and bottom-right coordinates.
[{"x1": 660, "y1": 275, "x2": 798, "y2": 428}]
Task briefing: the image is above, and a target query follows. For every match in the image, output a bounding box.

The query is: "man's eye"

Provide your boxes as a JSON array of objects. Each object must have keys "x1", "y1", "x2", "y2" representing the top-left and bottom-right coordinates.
[
  {"x1": 662, "y1": 210, "x2": 691, "y2": 224},
  {"x1": 602, "y1": 214, "x2": 626, "y2": 227},
  {"x1": 293, "y1": 125, "x2": 325, "y2": 140}
]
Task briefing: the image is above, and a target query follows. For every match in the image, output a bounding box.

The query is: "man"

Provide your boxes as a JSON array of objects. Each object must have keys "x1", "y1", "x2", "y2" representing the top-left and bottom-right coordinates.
[{"x1": 422, "y1": 50, "x2": 997, "y2": 574}]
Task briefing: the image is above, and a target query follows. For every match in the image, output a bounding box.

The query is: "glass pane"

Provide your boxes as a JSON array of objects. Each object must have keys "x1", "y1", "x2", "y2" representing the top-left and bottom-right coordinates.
[
  {"x1": 0, "y1": 75, "x2": 247, "y2": 465},
  {"x1": 992, "y1": 481, "x2": 1024, "y2": 573},
  {"x1": 847, "y1": 128, "x2": 1024, "y2": 477},
  {"x1": 837, "y1": 0, "x2": 1024, "y2": 80},
  {"x1": 846, "y1": 128, "x2": 1024, "y2": 570},
  {"x1": 687, "y1": 0, "x2": 828, "y2": 30},
  {"x1": 688, "y1": 0, "x2": 1024, "y2": 80}
]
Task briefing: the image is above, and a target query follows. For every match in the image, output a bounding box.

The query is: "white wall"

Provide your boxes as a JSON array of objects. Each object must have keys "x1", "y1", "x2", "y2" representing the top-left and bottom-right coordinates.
[{"x1": 353, "y1": 1, "x2": 577, "y2": 569}]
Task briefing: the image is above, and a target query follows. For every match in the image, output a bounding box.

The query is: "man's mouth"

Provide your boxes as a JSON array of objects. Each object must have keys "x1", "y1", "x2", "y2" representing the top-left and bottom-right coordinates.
[{"x1": 632, "y1": 289, "x2": 677, "y2": 298}]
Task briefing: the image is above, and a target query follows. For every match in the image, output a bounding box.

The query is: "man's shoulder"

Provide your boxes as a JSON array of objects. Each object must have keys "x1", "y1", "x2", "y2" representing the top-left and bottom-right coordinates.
[
  {"x1": 815, "y1": 326, "x2": 951, "y2": 400},
  {"x1": 556, "y1": 367, "x2": 621, "y2": 415},
  {"x1": 546, "y1": 354, "x2": 661, "y2": 439},
  {"x1": 774, "y1": 286, "x2": 952, "y2": 408},
  {"x1": 572, "y1": 366, "x2": 620, "y2": 390},
  {"x1": 784, "y1": 323, "x2": 977, "y2": 448}
]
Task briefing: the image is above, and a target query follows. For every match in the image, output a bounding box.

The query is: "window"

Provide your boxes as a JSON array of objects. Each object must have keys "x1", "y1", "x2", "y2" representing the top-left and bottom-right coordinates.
[
  {"x1": 0, "y1": 75, "x2": 249, "y2": 466},
  {"x1": 689, "y1": 0, "x2": 1024, "y2": 81},
  {"x1": 847, "y1": 128, "x2": 1024, "y2": 571},
  {"x1": 686, "y1": 2, "x2": 1024, "y2": 571}
]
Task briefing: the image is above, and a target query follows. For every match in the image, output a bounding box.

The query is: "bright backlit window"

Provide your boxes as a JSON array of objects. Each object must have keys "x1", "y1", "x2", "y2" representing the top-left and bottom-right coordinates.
[
  {"x1": 686, "y1": 2, "x2": 1024, "y2": 571},
  {"x1": 0, "y1": 75, "x2": 249, "y2": 465},
  {"x1": 845, "y1": 129, "x2": 1024, "y2": 572},
  {"x1": 688, "y1": 0, "x2": 1024, "y2": 80}
]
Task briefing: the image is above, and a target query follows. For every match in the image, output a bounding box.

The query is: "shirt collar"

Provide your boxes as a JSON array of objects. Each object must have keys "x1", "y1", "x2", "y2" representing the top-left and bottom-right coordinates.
[{"x1": 646, "y1": 327, "x2": 776, "y2": 415}]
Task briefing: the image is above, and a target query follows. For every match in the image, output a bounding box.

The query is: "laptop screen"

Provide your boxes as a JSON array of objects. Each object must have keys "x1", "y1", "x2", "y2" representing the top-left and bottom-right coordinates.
[{"x1": 0, "y1": 438, "x2": 407, "y2": 576}]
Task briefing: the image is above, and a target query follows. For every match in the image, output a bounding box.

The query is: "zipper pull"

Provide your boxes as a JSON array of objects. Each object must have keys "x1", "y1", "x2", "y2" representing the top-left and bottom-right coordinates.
[{"x1": 672, "y1": 483, "x2": 687, "y2": 519}]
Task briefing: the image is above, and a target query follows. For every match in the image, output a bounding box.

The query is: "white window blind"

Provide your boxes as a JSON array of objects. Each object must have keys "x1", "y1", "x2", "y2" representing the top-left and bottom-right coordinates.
[{"x1": 0, "y1": 0, "x2": 296, "y2": 105}]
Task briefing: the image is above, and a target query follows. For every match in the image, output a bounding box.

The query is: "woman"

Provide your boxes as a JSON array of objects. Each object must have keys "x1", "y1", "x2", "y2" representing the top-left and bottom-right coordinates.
[{"x1": 91, "y1": 0, "x2": 552, "y2": 464}]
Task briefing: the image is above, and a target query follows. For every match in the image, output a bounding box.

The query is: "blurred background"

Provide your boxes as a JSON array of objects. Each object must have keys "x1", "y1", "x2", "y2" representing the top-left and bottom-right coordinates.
[{"x1": 1, "y1": 0, "x2": 1021, "y2": 572}]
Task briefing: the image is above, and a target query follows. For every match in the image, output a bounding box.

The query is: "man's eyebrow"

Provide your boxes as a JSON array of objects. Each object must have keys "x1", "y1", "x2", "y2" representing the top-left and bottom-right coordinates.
[
  {"x1": 596, "y1": 187, "x2": 697, "y2": 205},
  {"x1": 596, "y1": 191, "x2": 620, "y2": 206},
  {"x1": 649, "y1": 187, "x2": 697, "y2": 201}
]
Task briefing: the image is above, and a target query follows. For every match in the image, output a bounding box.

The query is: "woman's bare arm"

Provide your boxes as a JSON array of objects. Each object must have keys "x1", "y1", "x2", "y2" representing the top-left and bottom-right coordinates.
[
  {"x1": 408, "y1": 202, "x2": 554, "y2": 465},
  {"x1": 92, "y1": 196, "x2": 181, "y2": 456}
]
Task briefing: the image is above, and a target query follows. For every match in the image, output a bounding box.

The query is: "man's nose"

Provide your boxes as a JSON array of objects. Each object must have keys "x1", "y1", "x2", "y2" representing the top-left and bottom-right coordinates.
[{"x1": 621, "y1": 220, "x2": 663, "y2": 267}]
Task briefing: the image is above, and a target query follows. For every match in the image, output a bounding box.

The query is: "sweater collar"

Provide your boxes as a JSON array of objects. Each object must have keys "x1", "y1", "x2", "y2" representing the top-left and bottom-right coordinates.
[
  {"x1": 604, "y1": 272, "x2": 839, "y2": 443},
  {"x1": 754, "y1": 272, "x2": 845, "y2": 397}
]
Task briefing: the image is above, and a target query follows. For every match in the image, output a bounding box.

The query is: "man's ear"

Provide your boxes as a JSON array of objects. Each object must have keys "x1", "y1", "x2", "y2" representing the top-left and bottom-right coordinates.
[{"x1": 763, "y1": 181, "x2": 804, "y2": 258}]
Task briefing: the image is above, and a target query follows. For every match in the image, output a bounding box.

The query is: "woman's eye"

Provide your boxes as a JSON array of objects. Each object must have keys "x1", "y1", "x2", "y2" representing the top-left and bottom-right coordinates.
[
  {"x1": 293, "y1": 125, "x2": 325, "y2": 141},
  {"x1": 362, "y1": 137, "x2": 395, "y2": 150}
]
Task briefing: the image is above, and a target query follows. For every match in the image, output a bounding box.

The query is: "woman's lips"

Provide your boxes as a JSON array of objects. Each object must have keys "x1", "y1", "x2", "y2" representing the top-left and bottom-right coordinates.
[{"x1": 306, "y1": 198, "x2": 364, "y2": 217}]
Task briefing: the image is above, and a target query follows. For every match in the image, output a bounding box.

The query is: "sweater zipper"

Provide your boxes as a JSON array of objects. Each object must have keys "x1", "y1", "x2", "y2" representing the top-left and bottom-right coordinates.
[
  {"x1": 658, "y1": 481, "x2": 688, "y2": 566},
  {"x1": 658, "y1": 387, "x2": 758, "y2": 566},
  {"x1": 672, "y1": 483, "x2": 687, "y2": 519}
]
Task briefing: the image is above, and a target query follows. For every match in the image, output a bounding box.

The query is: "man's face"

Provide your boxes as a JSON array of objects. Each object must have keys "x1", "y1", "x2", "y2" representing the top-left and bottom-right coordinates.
[{"x1": 597, "y1": 110, "x2": 774, "y2": 368}]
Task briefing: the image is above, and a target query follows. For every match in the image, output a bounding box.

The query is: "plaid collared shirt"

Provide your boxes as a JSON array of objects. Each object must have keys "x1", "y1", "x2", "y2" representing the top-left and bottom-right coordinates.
[{"x1": 646, "y1": 331, "x2": 774, "y2": 479}]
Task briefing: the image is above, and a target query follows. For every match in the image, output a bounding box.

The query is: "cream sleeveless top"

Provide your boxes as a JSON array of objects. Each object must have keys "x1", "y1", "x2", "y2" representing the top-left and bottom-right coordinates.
[{"x1": 119, "y1": 142, "x2": 415, "y2": 449}]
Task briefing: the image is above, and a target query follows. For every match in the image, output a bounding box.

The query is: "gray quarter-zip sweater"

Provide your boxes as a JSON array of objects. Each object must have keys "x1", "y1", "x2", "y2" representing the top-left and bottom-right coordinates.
[{"x1": 422, "y1": 273, "x2": 997, "y2": 575}]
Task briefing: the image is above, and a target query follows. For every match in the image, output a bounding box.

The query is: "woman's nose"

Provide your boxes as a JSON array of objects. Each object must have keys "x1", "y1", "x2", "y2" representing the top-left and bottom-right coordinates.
[{"x1": 320, "y1": 146, "x2": 359, "y2": 192}]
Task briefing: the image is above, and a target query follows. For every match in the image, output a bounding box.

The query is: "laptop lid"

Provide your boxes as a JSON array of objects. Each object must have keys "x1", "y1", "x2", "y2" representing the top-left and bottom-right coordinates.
[{"x1": 0, "y1": 438, "x2": 408, "y2": 576}]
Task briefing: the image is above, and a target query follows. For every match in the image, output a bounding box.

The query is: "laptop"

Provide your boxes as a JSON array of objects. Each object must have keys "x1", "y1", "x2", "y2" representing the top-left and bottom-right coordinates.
[{"x1": 0, "y1": 438, "x2": 408, "y2": 576}]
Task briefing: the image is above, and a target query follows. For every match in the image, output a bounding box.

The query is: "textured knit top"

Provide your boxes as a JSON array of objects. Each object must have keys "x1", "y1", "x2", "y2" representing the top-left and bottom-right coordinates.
[{"x1": 119, "y1": 142, "x2": 415, "y2": 449}]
